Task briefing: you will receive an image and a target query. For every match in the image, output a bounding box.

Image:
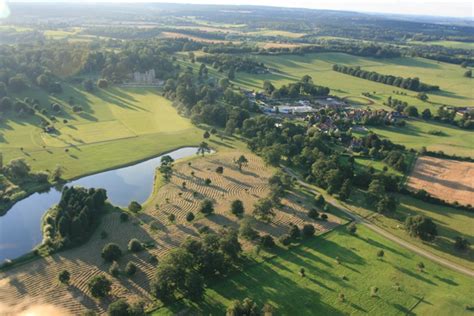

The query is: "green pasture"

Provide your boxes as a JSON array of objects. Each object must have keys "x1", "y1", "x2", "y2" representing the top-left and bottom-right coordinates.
[
  {"x1": 156, "y1": 226, "x2": 474, "y2": 315},
  {"x1": 370, "y1": 195, "x2": 474, "y2": 270},
  {"x1": 358, "y1": 119, "x2": 474, "y2": 157},
  {"x1": 247, "y1": 29, "x2": 306, "y2": 38},
  {"x1": 409, "y1": 40, "x2": 474, "y2": 50},
  {"x1": 0, "y1": 85, "x2": 201, "y2": 179},
  {"x1": 231, "y1": 52, "x2": 473, "y2": 108},
  {"x1": 354, "y1": 157, "x2": 404, "y2": 177}
]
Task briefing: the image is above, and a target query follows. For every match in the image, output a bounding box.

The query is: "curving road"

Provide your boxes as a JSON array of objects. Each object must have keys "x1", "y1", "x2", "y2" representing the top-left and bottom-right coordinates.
[{"x1": 284, "y1": 167, "x2": 474, "y2": 278}]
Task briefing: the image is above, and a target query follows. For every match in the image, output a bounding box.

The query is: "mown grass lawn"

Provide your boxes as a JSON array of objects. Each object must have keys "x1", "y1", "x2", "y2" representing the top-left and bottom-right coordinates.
[
  {"x1": 154, "y1": 226, "x2": 474, "y2": 315},
  {"x1": 0, "y1": 85, "x2": 202, "y2": 178}
]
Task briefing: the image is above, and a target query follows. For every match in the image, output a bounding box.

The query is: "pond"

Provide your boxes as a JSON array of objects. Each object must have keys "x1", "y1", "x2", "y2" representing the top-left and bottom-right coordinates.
[{"x1": 0, "y1": 147, "x2": 199, "y2": 263}]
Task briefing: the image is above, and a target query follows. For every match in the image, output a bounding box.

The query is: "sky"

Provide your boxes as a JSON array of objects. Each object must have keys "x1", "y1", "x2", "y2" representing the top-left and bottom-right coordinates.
[{"x1": 1, "y1": 0, "x2": 473, "y2": 18}]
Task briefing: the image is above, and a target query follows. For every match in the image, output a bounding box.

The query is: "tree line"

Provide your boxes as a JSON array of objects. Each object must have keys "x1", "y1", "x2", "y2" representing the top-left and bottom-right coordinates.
[{"x1": 332, "y1": 64, "x2": 440, "y2": 92}]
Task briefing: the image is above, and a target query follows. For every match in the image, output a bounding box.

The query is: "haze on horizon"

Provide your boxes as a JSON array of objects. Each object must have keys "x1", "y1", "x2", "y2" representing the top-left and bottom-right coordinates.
[{"x1": 2, "y1": 0, "x2": 474, "y2": 18}]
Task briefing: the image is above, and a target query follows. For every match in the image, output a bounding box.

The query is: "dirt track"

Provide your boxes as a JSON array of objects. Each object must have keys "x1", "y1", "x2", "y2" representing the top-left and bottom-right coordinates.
[{"x1": 407, "y1": 156, "x2": 474, "y2": 206}]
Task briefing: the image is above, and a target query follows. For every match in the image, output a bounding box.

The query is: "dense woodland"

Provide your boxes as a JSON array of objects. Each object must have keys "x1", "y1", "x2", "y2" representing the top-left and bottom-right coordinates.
[{"x1": 42, "y1": 186, "x2": 108, "y2": 252}]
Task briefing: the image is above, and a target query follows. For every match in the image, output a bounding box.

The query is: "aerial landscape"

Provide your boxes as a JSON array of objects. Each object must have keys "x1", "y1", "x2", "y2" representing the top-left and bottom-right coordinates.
[{"x1": 0, "y1": 1, "x2": 472, "y2": 315}]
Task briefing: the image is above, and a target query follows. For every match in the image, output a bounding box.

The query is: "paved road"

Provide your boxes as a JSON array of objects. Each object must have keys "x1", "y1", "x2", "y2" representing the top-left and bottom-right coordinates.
[{"x1": 284, "y1": 167, "x2": 474, "y2": 278}]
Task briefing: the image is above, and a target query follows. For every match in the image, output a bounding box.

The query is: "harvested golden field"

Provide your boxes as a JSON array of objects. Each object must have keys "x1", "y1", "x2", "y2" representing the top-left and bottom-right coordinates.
[
  {"x1": 0, "y1": 149, "x2": 341, "y2": 315},
  {"x1": 408, "y1": 156, "x2": 474, "y2": 206}
]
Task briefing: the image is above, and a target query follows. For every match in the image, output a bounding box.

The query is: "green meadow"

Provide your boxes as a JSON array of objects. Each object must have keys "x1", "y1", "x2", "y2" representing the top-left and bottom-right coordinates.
[
  {"x1": 0, "y1": 85, "x2": 201, "y2": 179},
  {"x1": 360, "y1": 119, "x2": 474, "y2": 157},
  {"x1": 370, "y1": 194, "x2": 474, "y2": 270},
  {"x1": 409, "y1": 40, "x2": 474, "y2": 50},
  {"x1": 233, "y1": 52, "x2": 473, "y2": 108},
  {"x1": 155, "y1": 226, "x2": 474, "y2": 315}
]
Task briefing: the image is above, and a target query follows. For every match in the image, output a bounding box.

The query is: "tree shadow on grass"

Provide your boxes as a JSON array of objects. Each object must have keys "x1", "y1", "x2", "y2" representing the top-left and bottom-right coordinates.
[
  {"x1": 180, "y1": 262, "x2": 345, "y2": 316},
  {"x1": 393, "y1": 265, "x2": 437, "y2": 286},
  {"x1": 433, "y1": 275, "x2": 458, "y2": 286},
  {"x1": 354, "y1": 230, "x2": 408, "y2": 258},
  {"x1": 392, "y1": 303, "x2": 415, "y2": 315},
  {"x1": 209, "y1": 138, "x2": 234, "y2": 149}
]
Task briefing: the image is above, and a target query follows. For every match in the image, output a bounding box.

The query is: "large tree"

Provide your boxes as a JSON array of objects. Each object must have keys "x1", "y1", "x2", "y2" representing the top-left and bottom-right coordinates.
[
  {"x1": 253, "y1": 198, "x2": 275, "y2": 222},
  {"x1": 405, "y1": 215, "x2": 438, "y2": 241},
  {"x1": 235, "y1": 155, "x2": 248, "y2": 171},
  {"x1": 87, "y1": 275, "x2": 112, "y2": 298}
]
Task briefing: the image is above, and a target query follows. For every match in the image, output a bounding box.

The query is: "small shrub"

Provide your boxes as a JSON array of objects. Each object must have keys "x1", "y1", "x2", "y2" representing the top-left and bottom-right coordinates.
[
  {"x1": 102, "y1": 243, "x2": 122, "y2": 262},
  {"x1": 119, "y1": 212, "x2": 129, "y2": 222},
  {"x1": 417, "y1": 262, "x2": 425, "y2": 271},
  {"x1": 216, "y1": 166, "x2": 224, "y2": 174},
  {"x1": 289, "y1": 224, "x2": 300, "y2": 239},
  {"x1": 454, "y1": 236, "x2": 470, "y2": 251},
  {"x1": 321, "y1": 214, "x2": 328, "y2": 221},
  {"x1": 128, "y1": 239, "x2": 143, "y2": 252},
  {"x1": 299, "y1": 267, "x2": 305, "y2": 277},
  {"x1": 230, "y1": 199, "x2": 245, "y2": 217},
  {"x1": 239, "y1": 218, "x2": 259, "y2": 241},
  {"x1": 200, "y1": 199, "x2": 214, "y2": 216},
  {"x1": 109, "y1": 261, "x2": 120, "y2": 277},
  {"x1": 377, "y1": 249, "x2": 384, "y2": 259},
  {"x1": 302, "y1": 224, "x2": 315, "y2": 238},
  {"x1": 339, "y1": 293, "x2": 345, "y2": 302},
  {"x1": 260, "y1": 235, "x2": 275, "y2": 248},
  {"x1": 125, "y1": 262, "x2": 137, "y2": 276},
  {"x1": 279, "y1": 234, "x2": 292, "y2": 246},
  {"x1": 107, "y1": 299, "x2": 129, "y2": 315},
  {"x1": 58, "y1": 269, "x2": 70, "y2": 284},
  {"x1": 87, "y1": 275, "x2": 112, "y2": 298},
  {"x1": 308, "y1": 208, "x2": 319, "y2": 220},
  {"x1": 148, "y1": 255, "x2": 158, "y2": 265},
  {"x1": 128, "y1": 201, "x2": 142, "y2": 213},
  {"x1": 168, "y1": 213, "x2": 176, "y2": 222},
  {"x1": 347, "y1": 223, "x2": 357, "y2": 234},
  {"x1": 186, "y1": 212, "x2": 195, "y2": 222},
  {"x1": 198, "y1": 225, "x2": 210, "y2": 234},
  {"x1": 204, "y1": 178, "x2": 212, "y2": 186}
]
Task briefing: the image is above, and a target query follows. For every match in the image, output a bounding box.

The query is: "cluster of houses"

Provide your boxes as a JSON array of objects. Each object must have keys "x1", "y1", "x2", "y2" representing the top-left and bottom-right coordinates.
[
  {"x1": 245, "y1": 94, "x2": 351, "y2": 116},
  {"x1": 241, "y1": 89, "x2": 416, "y2": 133}
]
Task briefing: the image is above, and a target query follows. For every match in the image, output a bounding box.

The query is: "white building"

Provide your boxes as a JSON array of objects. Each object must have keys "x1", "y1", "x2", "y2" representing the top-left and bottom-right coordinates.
[{"x1": 276, "y1": 105, "x2": 315, "y2": 114}]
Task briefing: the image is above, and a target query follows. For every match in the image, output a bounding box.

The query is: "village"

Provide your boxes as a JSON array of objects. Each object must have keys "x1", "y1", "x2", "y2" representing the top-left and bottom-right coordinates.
[{"x1": 241, "y1": 89, "x2": 411, "y2": 133}]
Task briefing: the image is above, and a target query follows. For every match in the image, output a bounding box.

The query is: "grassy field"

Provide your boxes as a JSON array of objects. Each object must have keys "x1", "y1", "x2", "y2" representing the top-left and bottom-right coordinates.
[
  {"x1": 342, "y1": 184, "x2": 474, "y2": 270},
  {"x1": 354, "y1": 157, "x2": 404, "y2": 177},
  {"x1": 1, "y1": 85, "x2": 201, "y2": 178},
  {"x1": 247, "y1": 29, "x2": 306, "y2": 38},
  {"x1": 156, "y1": 225, "x2": 474, "y2": 315},
  {"x1": 370, "y1": 194, "x2": 474, "y2": 270},
  {"x1": 231, "y1": 52, "x2": 473, "y2": 108},
  {"x1": 409, "y1": 40, "x2": 474, "y2": 50},
  {"x1": 358, "y1": 119, "x2": 474, "y2": 157}
]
